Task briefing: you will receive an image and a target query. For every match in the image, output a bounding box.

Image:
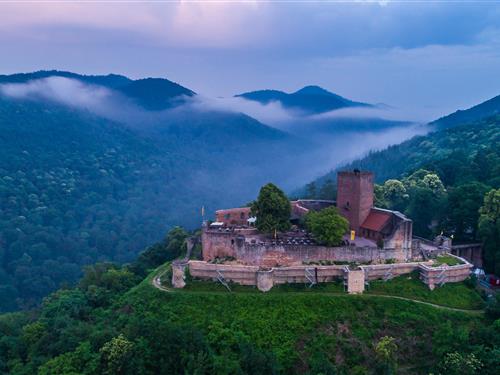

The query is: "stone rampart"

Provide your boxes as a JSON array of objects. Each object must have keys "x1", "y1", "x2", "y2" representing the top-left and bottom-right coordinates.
[
  {"x1": 272, "y1": 265, "x2": 345, "y2": 284},
  {"x1": 360, "y1": 261, "x2": 432, "y2": 281},
  {"x1": 346, "y1": 269, "x2": 365, "y2": 294},
  {"x1": 184, "y1": 253, "x2": 472, "y2": 292},
  {"x1": 419, "y1": 255, "x2": 473, "y2": 290},
  {"x1": 202, "y1": 227, "x2": 409, "y2": 266},
  {"x1": 189, "y1": 261, "x2": 258, "y2": 285},
  {"x1": 235, "y1": 243, "x2": 406, "y2": 267},
  {"x1": 172, "y1": 262, "x2": 188, "y2": 288}
]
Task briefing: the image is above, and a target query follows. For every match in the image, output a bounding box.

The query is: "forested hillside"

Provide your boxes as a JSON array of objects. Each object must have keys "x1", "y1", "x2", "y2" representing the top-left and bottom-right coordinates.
[
  {"x1": 432, "y1": 94, "x2": 500, "y2": 130},
  {"x1": 307, "y1": 117, "x2": 499, "y2": 188},
  {"x1": 0, "y1": 70, "x2": 194, "y2": 110},
  {"x1": 0, "y1": 84, "x2": 296, "y2": 312},
  {"x1": 304, "y1": 117, "x2": 500, "y2": 273}
]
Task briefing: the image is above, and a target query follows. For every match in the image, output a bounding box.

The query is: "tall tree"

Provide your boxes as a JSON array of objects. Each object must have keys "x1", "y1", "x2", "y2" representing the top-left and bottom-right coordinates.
[
  {"x1": 478, "y1": 189, "x2": 500, "y2": 274},
  {"x1": 319, "y1": 179, "x2": 336, "y2": 200},
  {"x1": 305, "y1": 182, "x2": 317, "y2": 199},
  {"x1": 443, "y1": 182, "x2": 490, "y2": 242},
  {"x1": 251, "y1": 183, "x2": 291, "y2": 233}
]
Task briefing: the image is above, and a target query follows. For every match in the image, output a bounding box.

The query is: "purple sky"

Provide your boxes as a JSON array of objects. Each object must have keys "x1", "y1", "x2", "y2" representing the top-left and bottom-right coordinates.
[{"x1": 1, "y1": 1, "x2": 500, "y2": 121}]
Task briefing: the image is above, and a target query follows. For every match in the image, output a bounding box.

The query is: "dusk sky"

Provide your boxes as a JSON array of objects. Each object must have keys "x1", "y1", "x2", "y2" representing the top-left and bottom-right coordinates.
[{"x1": 2, "y1": 1, "x2": 500, "y2": 121}]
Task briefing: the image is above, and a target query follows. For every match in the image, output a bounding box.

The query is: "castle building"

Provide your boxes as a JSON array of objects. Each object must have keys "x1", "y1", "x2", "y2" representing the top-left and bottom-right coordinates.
[
  {"x1": 203, "y1": 170, "x2": 414, "y2": 266},
  {"x1": 336, "y1": 170, "x2": 412, "y2": 249}
]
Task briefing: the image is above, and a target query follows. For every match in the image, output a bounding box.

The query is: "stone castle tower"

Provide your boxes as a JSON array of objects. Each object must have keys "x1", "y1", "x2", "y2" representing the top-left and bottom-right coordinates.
[{"x1": 336, "y1": 170, "x2": 374, "y2": 232}]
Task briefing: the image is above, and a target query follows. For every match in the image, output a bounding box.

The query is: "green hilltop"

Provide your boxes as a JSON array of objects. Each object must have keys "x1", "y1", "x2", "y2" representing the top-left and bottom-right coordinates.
[{"x1": 0, "y1": 245, "x2": 497, "y2": 375}]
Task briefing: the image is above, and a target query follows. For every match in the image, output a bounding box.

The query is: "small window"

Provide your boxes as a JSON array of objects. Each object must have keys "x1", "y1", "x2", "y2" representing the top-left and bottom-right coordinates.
[
  {"x1": 224, "y1": 213, "x2": 231, "y2": 220},
  {"x1": 240, "y1": 212, "x2": 245, "y2": 219}
]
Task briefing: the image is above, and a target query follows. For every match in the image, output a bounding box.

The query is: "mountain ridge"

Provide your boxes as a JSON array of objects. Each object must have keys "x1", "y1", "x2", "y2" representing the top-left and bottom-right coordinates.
[
  {"x1": 236, "y1": 85, "x2": 371, "y2": 114},
  {"x1": 0, "y1": 70, "x2": 195, "y2": 110}
]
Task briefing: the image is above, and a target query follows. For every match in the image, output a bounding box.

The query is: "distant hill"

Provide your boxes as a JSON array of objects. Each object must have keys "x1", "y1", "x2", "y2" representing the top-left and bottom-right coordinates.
[
  {"x1": 0, "y1": 70, "x2": 194, "y2": 110},
  {"x1": 0, "y1": 74, "x2": 300, "y2": 312},
  {"x1": 301, "y1": 92, "x2": 500, "y2": 190},
  {"x1": 432, "y1": 94, "x2": 500, "y2": 129},
  {"x1": 302, "y1": 117, "x2": 499, "y2": 191},
  {"x1": 236, "y1": 85, "x2": 371, "y2": 115},
  {"x1": 0, "y1": 70, "x2": 131, "y2": 88}
]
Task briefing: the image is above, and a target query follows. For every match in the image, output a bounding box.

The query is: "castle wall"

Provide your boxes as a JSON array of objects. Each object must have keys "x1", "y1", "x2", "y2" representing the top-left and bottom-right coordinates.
[
  {"x1": 185, "y1": 254, "x2": 471, "y2": 292},
  {"x1": 419, "y1": 257, "x2": 473, "y2": 290},
  {"x1": 360, "y1": 261, "x2": 431, "y2": 281},
  {"x1": 383, "y1": 219, "x2": 413, "y2": 260},
  {"x1": 189, "y1": 261, "x2": 259, "y2": 285},
  {"x1": 201, "y1": 230, "x2": 238, "y2": 260},
  {"x1": 202, "y1": 228, "x2": 409, "y2": 266},
  {"x1": 235, "y1": 243, "x2": 407, "y2": 267}
]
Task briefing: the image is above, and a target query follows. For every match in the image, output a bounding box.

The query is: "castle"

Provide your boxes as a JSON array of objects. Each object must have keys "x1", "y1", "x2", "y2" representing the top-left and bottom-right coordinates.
[
  {"x1": 202, "y1": 170, "x2": 414, "y2": 267},
  {"x1": 172, "y1": 170, "x2": 473, "y2": 293}
]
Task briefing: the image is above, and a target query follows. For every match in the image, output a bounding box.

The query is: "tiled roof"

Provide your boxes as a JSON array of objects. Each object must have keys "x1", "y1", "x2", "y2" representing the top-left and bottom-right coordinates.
[{"x1": 361, "y1": 209, "x2": 391, "y2": 232}]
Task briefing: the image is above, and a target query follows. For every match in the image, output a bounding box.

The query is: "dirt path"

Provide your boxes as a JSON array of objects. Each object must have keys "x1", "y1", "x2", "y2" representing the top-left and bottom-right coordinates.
[
  {"x1": 364, "y1": 294, "x2": 484, "y2": 314},
  {"x1": 150, "y1": 268, "x2": 484, "y2": 315}
]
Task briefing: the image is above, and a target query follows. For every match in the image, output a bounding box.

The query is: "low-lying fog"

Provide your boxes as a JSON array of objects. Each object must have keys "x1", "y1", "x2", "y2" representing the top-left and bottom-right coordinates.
[{"x1": 0, "y1": 76, "x2": 431, "y2": 203}]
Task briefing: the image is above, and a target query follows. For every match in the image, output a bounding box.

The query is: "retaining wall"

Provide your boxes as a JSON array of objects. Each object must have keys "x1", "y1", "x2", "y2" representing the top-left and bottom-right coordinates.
[
  {"x1": 189, "y1": 261, "x2": 258, "y2": 285},
  {"x1": 419, "y1": 255, "x2": 473, "y2": 290},
  {"x1": 360, "y1": 261, "x2": 432, "y2": 281},
  {"x1": 184, "y1": 253, "x2": 472, "y2": 292}
]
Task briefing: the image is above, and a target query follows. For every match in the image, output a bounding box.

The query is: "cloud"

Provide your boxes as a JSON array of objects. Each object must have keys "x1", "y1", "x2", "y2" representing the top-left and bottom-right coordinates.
[
  {"x1": 0, "y1": 75, "x2": 429, "y2": 194},
  {"x1": 0, "y1": 77, "x2": 154, "y2": 125},
  {"x1": 184, "y1": 95, "x2": 296, "y2": 124},
  {"x1": 0, "y1": 76, "x2": 111, "y2": 108}
]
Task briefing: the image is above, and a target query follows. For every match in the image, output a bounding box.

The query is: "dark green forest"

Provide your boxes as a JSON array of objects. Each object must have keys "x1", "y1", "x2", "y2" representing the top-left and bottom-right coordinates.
[{"x1": 0, "y1": 95, "x2": 296, "y2": 312}]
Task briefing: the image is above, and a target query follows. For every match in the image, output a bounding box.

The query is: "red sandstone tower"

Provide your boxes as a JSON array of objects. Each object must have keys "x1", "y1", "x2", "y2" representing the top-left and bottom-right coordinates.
[{"x1": 336, "y1": 170, "x2": 374, "y2": 232}]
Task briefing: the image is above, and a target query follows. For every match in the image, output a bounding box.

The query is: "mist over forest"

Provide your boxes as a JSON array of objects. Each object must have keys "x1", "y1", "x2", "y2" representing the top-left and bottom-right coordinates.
[{"x1": 0, "y1": 71, "x2": 433, "y2": 312}]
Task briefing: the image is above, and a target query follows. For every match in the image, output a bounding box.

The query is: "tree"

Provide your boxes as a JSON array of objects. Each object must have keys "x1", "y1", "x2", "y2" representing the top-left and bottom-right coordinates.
[
  {"x1": 438, "y1": 352, "x2": 482, "y2": 375},
  {"x1": 305, "y1": 182, "x2": 317, "y2": 199},
  {"x1": 251, "y1": 183, "x2": 291, "y2": 233},
  {"x1": 478, "y1": 189, "x2": 500, "y2": 275},
  {"x1": 443, "y1": 182, "x2": 489, "y2": 242},
  {"x1": 38, "y1": 341, "x2": 99, "y2": 375},
  {"x1": 374, "y1": 336, "x2": 398, "y2": 375},
  {"x1": 99, "y1": 334, "x2": 135, "y2": 375},
  {"x1": 319, "y1": 179, "x2": 336, "y2": 200},
  {"x1": 403, "y1": 170, "x2": 448, "y2": 238},
  {"x1": 305, "y1": 207, "x2": 349, "y2": 246},
  {"x1": 381, "y1": 179, "x2": 408, "y2": 212}
]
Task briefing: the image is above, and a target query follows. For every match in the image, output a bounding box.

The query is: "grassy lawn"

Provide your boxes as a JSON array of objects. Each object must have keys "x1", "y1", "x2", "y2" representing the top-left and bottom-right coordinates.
[
  {"x1": 432, "y1": 255, "x2": 463, "y2": 267},
  {"x1": 123, "y1": 268, "x2": 483, "y2": 374},
  {"x1": 366, "y1": 272, "x2": 484, "y2": 310}
]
